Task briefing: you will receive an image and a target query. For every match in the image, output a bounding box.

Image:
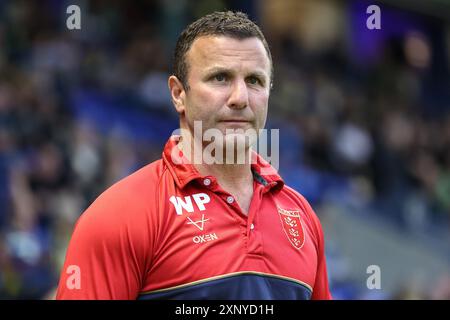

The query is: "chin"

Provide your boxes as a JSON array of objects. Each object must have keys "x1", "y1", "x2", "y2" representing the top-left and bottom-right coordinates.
[{"x1": 223, "y1": 133, "x2": 252, "y2": 151}]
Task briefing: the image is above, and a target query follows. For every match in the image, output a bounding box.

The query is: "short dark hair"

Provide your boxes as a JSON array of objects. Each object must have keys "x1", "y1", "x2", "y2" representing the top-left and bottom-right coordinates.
[{"x1": 173, "y1": 11, "x2": 273, "y2": 90}]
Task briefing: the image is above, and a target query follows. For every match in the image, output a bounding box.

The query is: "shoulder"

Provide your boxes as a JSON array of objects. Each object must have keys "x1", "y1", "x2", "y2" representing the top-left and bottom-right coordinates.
[
  {"x1": 277, "y1": 184, "x2": 325, "y2": 239},
  {"x1": 278, "y1": 184, "x2": 315, "y2": 214},
  {"x1": 102, "y1": 159, "x2": 165, "y2": 202},
  {"x1": 93, "y1": 159, "x2": 163, "y2": 209},
  {"x1": 73, "y1": 159, "x2": 166, "y2": 239}
]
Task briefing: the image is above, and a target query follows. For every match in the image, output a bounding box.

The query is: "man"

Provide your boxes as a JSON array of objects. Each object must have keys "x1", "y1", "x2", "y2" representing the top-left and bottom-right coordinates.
[{"x1": 56, "y1": 11, "x2": 332, "y2": 300}]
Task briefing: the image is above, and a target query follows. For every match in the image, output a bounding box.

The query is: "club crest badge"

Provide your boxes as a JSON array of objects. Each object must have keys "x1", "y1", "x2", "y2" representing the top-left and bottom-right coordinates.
[{"x1": 277, "y1": 206, "x2": 305, "y2": 250}]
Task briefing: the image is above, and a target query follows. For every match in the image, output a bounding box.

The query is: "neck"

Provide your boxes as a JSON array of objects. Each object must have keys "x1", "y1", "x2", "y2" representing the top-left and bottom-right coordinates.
[
  {"x1": 196, "y1": 162, "x2": 253, "y2": 189},
  {"x1": 178, "y1": 131, "x2": 254, "y2": 189}
]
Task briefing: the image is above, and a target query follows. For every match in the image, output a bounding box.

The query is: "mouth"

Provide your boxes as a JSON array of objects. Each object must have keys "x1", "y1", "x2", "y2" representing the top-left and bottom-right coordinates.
[
  {"x1": 219, "y1": 120, "x2": 251, "y2": 129},
  {"x1": 219, "y1": 119, "x2": 251, "y2": 123}
]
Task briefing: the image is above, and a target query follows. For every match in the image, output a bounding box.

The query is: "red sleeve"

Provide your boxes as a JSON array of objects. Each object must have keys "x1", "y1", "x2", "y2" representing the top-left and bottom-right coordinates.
[
  {"x1": 299, "y1": 195, "x2": 332, "y2": 300},
  {"x1": 56, "y1": 170, "x2": 155, "y2": 300},
  {"x1": 310, "y1": 217, "x2": 332, "y2": 300}
]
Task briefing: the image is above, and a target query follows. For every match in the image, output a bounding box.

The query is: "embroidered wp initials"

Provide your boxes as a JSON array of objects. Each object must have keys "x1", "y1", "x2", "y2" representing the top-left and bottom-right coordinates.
[{"x1": 169, "y1": 193, "x2": 210, "y2": 215}]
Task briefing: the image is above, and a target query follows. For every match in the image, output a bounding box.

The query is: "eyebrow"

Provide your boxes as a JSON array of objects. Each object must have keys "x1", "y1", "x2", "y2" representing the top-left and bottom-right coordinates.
[
  {"x1": 203, "y1": 67, "x2": 268, "y2": 83},
  {"x1": 203, "y1": 67, "x2": 232, "y2": 77}
]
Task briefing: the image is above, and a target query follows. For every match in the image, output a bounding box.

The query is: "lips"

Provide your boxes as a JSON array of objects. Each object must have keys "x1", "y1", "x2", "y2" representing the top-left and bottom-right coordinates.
[
  {"x1": 219, "y1": 119, "x2": 250, "y2": 123},
  {"x1": 219, "y1": 120, "x2": 251, "y2": 128}
]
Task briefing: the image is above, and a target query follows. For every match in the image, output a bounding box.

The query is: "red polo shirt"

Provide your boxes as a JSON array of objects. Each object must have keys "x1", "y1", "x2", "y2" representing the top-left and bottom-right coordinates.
[{"x1": 56, "y1": 135, "x2": 332, "y2": 300}]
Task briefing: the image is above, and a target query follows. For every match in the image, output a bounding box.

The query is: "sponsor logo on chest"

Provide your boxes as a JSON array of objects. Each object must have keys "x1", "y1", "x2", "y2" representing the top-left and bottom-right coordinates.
[
  {"x1": 169, "y1": 193, "x2": 210, "y2": 215},
  {"x1": 169, "y1": 193, "x2": 218, "y2": 244}
]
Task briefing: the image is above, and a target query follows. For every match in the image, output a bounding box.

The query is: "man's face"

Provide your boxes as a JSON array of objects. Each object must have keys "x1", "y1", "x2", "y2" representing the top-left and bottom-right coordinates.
[{"x1": 176, "y1": 35, "x2": 271, "y2": 152}]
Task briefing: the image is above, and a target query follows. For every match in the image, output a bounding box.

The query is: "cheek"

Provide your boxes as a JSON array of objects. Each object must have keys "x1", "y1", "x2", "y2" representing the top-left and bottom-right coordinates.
[
  {"x1": 250, "y1": 92, "x2": 269, "y2": 123},
  {"x1": 194, "y1": 86, "x2": 225, "y2": 109},
  {"x1": 186, "y1": 87, "x2": 223, "y2": 122}
]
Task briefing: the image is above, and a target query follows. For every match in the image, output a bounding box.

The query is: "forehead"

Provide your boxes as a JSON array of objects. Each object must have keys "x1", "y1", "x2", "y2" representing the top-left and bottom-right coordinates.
[{"x1": 186, "y1": 35, "x2": 271, "y2": 75}]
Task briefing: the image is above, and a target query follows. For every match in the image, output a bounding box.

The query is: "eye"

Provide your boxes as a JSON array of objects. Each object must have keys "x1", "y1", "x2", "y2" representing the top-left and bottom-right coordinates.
[
  {"x1": 214, "y1": 73, "x2": 227, "y2": 82},
  {"x1": 247, "y1": 76, "x2": 261, "y2": 86}
]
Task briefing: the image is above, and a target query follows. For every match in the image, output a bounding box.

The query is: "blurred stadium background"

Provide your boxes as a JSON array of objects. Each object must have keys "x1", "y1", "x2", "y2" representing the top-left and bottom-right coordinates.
[{"x1": 0, "y1": 0, "x2": 449, "y2": 299}]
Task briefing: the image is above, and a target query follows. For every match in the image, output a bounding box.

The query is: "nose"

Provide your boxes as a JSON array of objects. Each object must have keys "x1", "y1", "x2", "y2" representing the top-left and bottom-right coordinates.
[{"x1": 227, "y1": 78, "x2": 248, "y2": 110}]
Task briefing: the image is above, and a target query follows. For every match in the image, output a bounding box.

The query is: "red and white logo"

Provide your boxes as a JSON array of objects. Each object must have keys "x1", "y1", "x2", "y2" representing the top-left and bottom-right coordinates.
[
  {"x1": 169, "y1": 193, "x2": 210, "y2": 215},
  {"x1": 186, "y1": 214, "x2": 209, "y2": 231},
  {"x1": 277, "y1": 206, "x2": 305, "y2": 250}
]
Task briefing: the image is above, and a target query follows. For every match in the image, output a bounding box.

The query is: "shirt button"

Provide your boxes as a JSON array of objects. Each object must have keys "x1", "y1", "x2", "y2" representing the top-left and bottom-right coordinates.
[
  {"x1": 250, "y1": 224, "x2": 255, "y2": 230},
  {"x1": 226, "y1": 196, "x2": 234, "y2": 204},
  {"x1": 203, "y1": 178, "x2": 211, "y2": 186}
]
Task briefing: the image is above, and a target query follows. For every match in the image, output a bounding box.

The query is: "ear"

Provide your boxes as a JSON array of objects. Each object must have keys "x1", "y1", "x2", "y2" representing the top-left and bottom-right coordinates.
[{"x1": 168, "y1": 75, "x2": 186, "y2": 115}]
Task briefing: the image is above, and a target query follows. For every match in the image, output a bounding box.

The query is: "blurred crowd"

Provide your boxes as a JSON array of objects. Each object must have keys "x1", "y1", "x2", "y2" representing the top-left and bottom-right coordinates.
[{"x1": 0, "y1": 0, "x2": 449, "y2": 299}]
